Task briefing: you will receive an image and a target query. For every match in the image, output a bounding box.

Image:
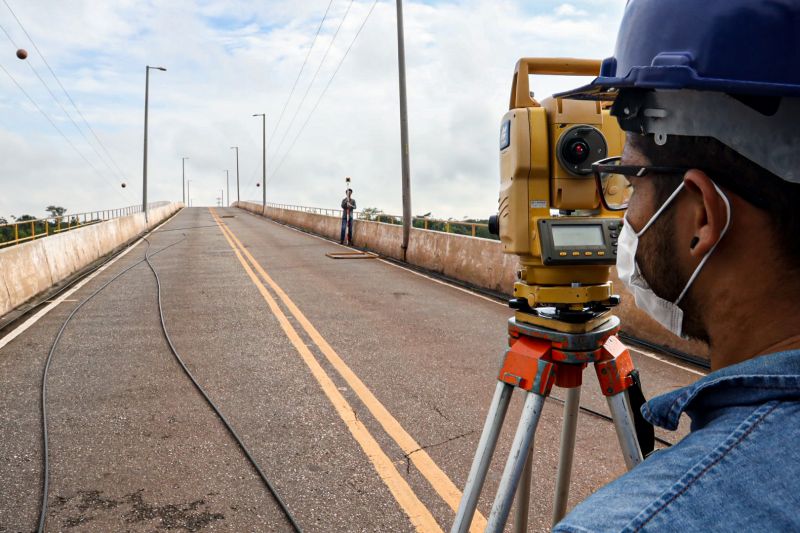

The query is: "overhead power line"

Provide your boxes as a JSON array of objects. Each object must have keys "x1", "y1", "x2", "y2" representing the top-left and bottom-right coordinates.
[
  {"x1": 242, "y1": 0, "x2": 340, "y2": 200},
  {"x1": 1, "y1": 0, "x2": 133, "y2": 194},
  {"x1": 0, "y1": 23, "x2": 128, "y2": 188},
  {"x1": 267, "y1": 0, "x2": 356, "y2": 168},
  {"x1": 0, "y1": 62, "x2": 130, "y2": 201},
  {"x1": 268, "y1": 0, "x2": 379, "y2": 185},
  {"x1": 266, "y1": 0, "x2": 335, "y2": 154}
]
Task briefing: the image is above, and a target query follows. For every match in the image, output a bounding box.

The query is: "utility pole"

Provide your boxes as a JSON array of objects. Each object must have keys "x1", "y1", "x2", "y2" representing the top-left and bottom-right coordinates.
[
  {"x1": 225, "y1": 170, "x2": 230, "y2": 207},
  {"x1": 230, "y1": 146, "x2": 240, "y2": 204},
  {"x1": 142, "y1": 65, "x2": 166, "y2": 222},
  {"x1": 395, "y1": 0, "x2": 412, "y2": 261},
  {"x1": 182, "y1": 156, "x2": 189, "y2": 205},
  {"x1": 253, "y1": 113, "x2": 266, "y2": 209}
]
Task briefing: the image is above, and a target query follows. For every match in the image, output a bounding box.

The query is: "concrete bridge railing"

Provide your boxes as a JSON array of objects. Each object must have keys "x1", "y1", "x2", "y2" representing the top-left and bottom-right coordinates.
[
  {"x1": 233, "y1": 201, "x2": 710, "y2": 361},
  {"x1": 0, "y1": 202, "x2": 183, "y2": 318}
]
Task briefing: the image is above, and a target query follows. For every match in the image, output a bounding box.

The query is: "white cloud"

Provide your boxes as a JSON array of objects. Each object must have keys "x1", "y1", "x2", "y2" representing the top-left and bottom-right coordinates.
[
  {"x1": 554, "y1": 3, "x2": 590, "y2": 17},
  {"x1": 0, "y1": 0, "x2": 625, "y2": 221}
]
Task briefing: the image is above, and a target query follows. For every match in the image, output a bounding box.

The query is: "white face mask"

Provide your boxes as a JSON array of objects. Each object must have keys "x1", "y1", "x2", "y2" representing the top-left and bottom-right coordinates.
[{"x1": 616, "y1": 181, "x2": 731, "y2": 339}]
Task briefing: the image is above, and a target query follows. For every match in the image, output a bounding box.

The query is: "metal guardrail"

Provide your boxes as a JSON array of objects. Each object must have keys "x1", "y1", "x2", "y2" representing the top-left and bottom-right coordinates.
[
  {"x1": 0, "y1": 202, "x2": 169, "y2": 249},
  {"x1": 257, "y1": 202, "x2": 496, "y2": 240}
]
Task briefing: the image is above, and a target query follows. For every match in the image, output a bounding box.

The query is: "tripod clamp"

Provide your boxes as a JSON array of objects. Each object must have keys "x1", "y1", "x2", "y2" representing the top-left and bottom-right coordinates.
[
  {"x1": 452, "y1": 315, "x2": 654, "y2": 533},
  {"x1": 502, "y1": 317, "x2": 649, "y2": 402}
]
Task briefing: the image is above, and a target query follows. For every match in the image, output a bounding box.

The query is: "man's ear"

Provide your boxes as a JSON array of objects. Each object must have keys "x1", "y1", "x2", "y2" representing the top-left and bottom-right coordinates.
[{"x1": 682, "y1": 169, "x2": 729, "y2": 257}]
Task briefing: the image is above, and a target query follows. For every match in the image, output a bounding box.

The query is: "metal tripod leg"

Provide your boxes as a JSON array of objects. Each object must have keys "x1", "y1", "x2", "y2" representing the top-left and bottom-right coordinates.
[
  {"x1": 486, "y1": 391, "x2": 547, "y2": 533},
  {"x1": 552, "y1": 386, "x2": 581, "y2": 526},
  {"x1": 512, "y1": 439, "x2": 534, "y2": 533},
  {"x1": 607, "y1": 391, "x2": 643, "y2": 470},
  {"x1": 451, "y1": 382, "x2": 514, "y2": 533}
]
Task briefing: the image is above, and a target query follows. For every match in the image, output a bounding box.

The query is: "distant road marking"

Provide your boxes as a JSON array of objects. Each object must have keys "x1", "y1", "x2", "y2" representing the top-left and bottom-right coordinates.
[
  {"x1": 215, "y1": 209, "x2": 488, "y2": 533},
  {"x1": 236, "y1": 209, "x2": 705, "y2": 378},
  {"x1": 210, "y1": 209, "x2": 444, "y2": 533},
  {"x1": 0, "y1": 212, "x2": 179, "y2": 352}
]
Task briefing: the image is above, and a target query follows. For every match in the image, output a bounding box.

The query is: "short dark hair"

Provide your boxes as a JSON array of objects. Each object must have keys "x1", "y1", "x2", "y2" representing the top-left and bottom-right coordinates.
[{"x1": 627, "y1": 133, "x2": 800, "y2": 265}]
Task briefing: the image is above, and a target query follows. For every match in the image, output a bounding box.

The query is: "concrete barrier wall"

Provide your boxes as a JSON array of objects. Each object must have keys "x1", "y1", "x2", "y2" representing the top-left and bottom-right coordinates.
[
  {"x1": 234, "y1": 202, "x2": 709, "y2": 359},
  {"x1": 0, "y1": 203, "x2": 183, "y2": 318}
]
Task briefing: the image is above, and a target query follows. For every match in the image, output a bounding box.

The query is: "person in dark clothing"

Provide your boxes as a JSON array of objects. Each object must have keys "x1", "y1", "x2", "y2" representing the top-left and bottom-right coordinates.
[{"x1": 340, "y1": 188, "x2": 356, "y2": 245}]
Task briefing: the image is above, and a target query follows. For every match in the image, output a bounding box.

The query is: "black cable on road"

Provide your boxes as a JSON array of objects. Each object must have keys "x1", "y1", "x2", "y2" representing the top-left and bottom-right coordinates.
[
  {"x1": 545, "y1": 394, "x2": 674, "y2": 448},
  {"x1": 0, "y1": 217, "x2": 204, "y2": 335},
  {"x1": 618, "y1": 332, "x2": 710, "y2": 371},
  {"x1": 37, "y1": 232, "x2": 302, "y2": 532},
  {"x1": 37, "y1": 237, "x2": 185, "y2": 533},
  {"x1": 142, "y1": 238, "x2": 303, "y2": 533}
]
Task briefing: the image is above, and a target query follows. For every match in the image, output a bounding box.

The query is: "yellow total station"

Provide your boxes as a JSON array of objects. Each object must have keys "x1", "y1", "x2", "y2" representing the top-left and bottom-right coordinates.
[{"x1": 490, "y1": 58, "x2": 626, "y2": 330}]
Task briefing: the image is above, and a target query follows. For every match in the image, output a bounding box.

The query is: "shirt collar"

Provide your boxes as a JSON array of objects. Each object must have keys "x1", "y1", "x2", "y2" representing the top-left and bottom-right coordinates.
[{"x1": 642, "y1": 349, "x2": 800, "y2": 430}]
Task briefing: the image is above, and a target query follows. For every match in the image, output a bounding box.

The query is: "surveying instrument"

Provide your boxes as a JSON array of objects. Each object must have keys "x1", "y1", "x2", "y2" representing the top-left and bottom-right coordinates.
[{"x1": 451, "y1": 59, "x2": 654, "y2": 533}]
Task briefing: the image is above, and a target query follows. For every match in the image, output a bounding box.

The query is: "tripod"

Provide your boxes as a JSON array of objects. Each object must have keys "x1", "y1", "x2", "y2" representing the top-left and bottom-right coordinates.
[{"x1": 451, "y1": 314, "x2": 653, "y2": 533}]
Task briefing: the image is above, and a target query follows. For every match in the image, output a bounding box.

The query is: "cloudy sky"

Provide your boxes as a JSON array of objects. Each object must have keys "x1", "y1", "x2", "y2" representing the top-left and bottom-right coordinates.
[{"x1": 0, "y1": 0, "x2": 625, "y2": 221}]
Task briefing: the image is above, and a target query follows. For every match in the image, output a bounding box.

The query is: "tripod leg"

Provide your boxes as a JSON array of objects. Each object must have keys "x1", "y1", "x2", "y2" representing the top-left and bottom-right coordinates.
[
  {"x1": 512, "y1": 439, "x2": 534, "y2": 533},
  {"x1": 596, "y1": 335, "x2": 645, "y2": 470},
  {"x1": 552, "y1": 386, "x2": 581, "y2": 526},
  {"x1": 451, "y1": 382, "x2": 514, "y2": 533},
  {"x1": 486, "y1": 392, "x2": 547, "y2": 533},
  {"x1": 607, "y1": 391, "x2": 644, "y2": 470}
]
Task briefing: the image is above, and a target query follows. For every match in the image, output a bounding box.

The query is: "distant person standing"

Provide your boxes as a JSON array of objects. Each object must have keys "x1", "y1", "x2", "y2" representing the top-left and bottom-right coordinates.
[{"x1": 340, "y1": 188, "x2": 356, "y2": 245}]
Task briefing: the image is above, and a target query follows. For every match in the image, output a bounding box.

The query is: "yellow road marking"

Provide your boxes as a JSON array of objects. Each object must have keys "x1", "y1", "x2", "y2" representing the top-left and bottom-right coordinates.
[
  {"x1": 212, "y1": 209, "x2": 487, "y2": 532},
  {"x1": 210, "y1": 209, "x2": 443, "y2": 533}
]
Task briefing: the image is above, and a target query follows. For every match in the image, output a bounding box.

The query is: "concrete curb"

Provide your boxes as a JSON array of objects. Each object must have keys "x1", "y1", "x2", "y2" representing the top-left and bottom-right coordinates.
[{"x1": 0, "y1": 203, "x2": 183, "y2": 317}]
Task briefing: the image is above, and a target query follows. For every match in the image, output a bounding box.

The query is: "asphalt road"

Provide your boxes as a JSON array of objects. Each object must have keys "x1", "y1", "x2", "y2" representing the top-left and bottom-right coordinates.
[{"x1": 0, "y1": 207, "x2": 703, "y2": 532}]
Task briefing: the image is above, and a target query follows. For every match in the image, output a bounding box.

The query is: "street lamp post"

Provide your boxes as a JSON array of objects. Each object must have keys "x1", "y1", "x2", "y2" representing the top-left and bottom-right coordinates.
[
  {"x1": 187, "y1": 179, "x2": 192, "y2": 208},
  {"x1": 230, "y1": 146, "x2": 240, "y2": 204},
  {"x1": 395, "y1": 0, "x2": 412, "y2": 261},
  {"x1": 225, "y1": 170, "x2": 230, "y2": 207},
  {"x1": 142, "y1": 65, "x2": 166, "y2": 223},
  {"x1": 253, "y1": 113, "x2": 266, "y2": 209},
  {"x1": 182, "y1": 156, "x2": 189, "y2": 205}
]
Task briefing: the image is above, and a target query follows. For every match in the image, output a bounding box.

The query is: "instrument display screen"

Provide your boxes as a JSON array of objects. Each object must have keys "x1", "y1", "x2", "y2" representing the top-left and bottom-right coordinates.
[
  {"x1": 538, "y1": 218, "x2": 620, "y2": 266},
  {"x1": 551, "y1": 225, "x2": 605, "y2": 247}
]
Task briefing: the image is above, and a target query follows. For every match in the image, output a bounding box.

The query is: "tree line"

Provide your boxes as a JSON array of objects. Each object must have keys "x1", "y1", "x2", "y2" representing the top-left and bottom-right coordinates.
[
  {"x1": 358, "y1": 207, "x2": 499, "y2": 240},
  {"x1": 0, "y1": 206, "x2": 72, "y2": 245}
]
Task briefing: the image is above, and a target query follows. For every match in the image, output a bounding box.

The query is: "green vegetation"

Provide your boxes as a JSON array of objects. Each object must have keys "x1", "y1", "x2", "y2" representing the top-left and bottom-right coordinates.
[
  {"x1": 0, "y1": 206, "x2": 71, "y2": 247},
  {"x1": 359, "y1": 207, "x2": 498, "y2": 241},
  {"x1": 46, "y1": 205, "x2": 67, "y2": 218},
  {"x1": 359, "y1": 207, "x2": 383, "y2": 221}
]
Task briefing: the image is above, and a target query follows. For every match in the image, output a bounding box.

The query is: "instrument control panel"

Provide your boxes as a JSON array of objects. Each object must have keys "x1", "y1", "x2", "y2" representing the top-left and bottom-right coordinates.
[{"x1": 538, "y1": 218, "x2": 620, "y2": 265}]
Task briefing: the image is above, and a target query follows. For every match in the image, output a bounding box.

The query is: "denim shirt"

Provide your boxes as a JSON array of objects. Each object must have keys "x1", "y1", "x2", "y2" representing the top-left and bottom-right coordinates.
[{"x1": 554, "y1": 350, "x2": 800, "y2": 533}]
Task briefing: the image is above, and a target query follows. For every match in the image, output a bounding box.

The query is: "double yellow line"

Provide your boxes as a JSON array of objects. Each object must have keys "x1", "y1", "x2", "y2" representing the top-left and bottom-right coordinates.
[{"x1": 210, "y1": 209, "x2": 486, "y2": 533}]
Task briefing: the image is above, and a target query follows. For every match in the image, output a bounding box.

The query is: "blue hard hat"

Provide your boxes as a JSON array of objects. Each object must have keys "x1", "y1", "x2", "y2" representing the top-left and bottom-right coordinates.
[{"x1": 561, "y1": 0, "x2": 800, "y2": 99}]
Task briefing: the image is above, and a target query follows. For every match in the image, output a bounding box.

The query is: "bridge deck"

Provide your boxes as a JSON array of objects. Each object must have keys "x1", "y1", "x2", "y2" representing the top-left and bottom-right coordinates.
[{"x1": 0, "y1": 207, "x2": 703, "y2": 532}]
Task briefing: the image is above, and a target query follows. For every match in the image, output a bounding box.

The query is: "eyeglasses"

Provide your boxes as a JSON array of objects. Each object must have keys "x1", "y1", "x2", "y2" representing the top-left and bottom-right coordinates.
[{"x1": 592, "y1": 156, "x2": 689, "y2": 211}]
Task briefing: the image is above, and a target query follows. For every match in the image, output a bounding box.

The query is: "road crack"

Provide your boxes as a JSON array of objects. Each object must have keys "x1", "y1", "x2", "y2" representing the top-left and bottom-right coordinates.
[{"x1": 403, "y1": 430, "x2": 478, "y2": 474}]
